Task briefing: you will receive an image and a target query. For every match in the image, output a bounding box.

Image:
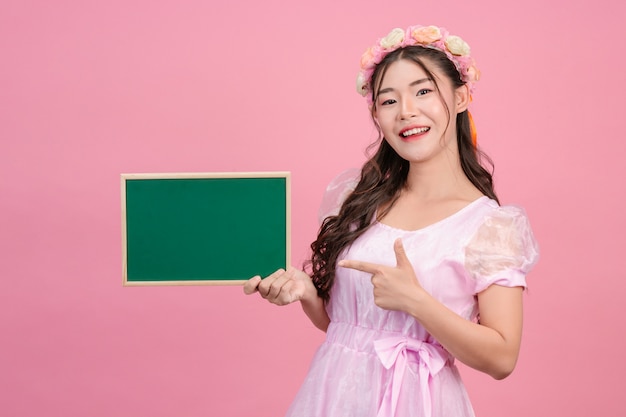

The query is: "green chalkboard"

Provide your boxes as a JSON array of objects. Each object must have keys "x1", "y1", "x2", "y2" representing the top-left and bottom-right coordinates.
[{"x1": 121, "y1": 172, "x2": 290, "y2": 286}]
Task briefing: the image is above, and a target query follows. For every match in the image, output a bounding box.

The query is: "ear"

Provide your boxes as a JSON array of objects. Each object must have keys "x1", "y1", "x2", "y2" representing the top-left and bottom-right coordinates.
[{"x1": 455, "y1": 84, "x2": 470, "y2": 114}]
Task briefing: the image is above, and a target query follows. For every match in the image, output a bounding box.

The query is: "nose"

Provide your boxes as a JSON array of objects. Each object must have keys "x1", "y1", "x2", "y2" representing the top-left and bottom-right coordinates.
[{"x1": 400, "y1": 96, "x2": 419, "y2": 120}]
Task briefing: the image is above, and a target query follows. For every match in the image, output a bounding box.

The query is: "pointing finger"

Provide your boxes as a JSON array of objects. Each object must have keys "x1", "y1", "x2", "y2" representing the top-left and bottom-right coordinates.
[{"x1": 338, "y1": 259, "x2": 382, "y2": 274}]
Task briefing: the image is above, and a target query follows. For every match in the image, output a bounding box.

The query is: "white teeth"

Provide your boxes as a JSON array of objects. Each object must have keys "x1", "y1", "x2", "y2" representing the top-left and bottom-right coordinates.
[{"x1": 401, "y1": 127, "x2": 429, "y2": 137}]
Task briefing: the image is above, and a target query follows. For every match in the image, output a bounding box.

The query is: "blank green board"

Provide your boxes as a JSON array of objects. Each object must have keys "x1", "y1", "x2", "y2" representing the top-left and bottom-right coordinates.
[{"x1": 121, "y1": 172, "x2": 290, "y2": 285}]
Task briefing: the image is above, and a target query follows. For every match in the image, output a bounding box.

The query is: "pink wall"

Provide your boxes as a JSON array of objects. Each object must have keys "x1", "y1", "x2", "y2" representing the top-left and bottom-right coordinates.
[{"x1": 1, "y1": 0, "x2": 624, "y2": 416}]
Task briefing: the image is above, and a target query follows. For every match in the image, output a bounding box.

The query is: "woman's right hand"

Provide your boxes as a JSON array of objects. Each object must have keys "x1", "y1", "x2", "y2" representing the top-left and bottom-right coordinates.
[{"x1": 243, "y1": 267, "x2": 314, "y2": 306}]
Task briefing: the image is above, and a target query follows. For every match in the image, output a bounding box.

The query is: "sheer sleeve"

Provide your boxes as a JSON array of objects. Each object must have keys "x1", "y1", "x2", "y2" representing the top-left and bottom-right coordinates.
[
  {"x1": 464, "y1": 205, "x2": 539, "y2": 293},
  {"x1": 317, "y1": 168, "x2": 360, "y2": 225}
]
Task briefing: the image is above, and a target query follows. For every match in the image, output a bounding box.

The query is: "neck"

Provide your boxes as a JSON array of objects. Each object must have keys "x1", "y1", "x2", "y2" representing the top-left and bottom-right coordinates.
[{"x1": 404, "y1": 151, "x2": 476, "y2": 201}]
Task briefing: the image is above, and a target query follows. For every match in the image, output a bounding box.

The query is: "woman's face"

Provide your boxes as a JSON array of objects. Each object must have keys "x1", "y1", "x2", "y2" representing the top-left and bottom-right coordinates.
[{"x1": 373, "y1": 58, "x2": 468, "y2": 167}]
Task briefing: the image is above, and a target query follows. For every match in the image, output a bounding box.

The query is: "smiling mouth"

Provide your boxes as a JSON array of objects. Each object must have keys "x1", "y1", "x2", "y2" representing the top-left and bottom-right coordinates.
[{"x1": 401, "y1": 127, "x2": 430, "y2": 137}]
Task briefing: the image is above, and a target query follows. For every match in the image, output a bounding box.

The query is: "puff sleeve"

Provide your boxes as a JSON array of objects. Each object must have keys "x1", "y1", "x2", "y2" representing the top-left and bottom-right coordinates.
[
  {"x1": 464, "y1": 205, "x2": 539, "y2": 294},
  {"x1": 317, "y1": 168, "x2": 360, "y2": 225}
]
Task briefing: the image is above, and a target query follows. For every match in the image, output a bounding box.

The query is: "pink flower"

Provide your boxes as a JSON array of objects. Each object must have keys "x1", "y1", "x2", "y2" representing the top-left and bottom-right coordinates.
[
  {"x1": 411, "y1": 26, "x2": 442, "y2": 44},
  {"x1": 360, "y1": 47, "x2": 375, "y2": 69},
  {"x1": 467, "y1": 64, "x2": 481, "y2": 83},
  {"x1": 360, "y1": 45, "x2": 383, "y2": 70}
]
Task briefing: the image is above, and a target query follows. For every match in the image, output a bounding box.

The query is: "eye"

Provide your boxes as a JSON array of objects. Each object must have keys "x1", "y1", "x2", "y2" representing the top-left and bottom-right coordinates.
[
  {"x1": 416, "y1": 88, "x2": 432, "y2": 96},
  {"x1": 379, "y1": 98, "x2": 396, "y2": 106}
]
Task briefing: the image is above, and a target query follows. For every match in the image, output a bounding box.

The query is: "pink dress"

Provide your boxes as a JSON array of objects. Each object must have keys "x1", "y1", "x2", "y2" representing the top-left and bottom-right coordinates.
[{"x1": 285, "y1": 171, "x2": 540, "y2": 417}]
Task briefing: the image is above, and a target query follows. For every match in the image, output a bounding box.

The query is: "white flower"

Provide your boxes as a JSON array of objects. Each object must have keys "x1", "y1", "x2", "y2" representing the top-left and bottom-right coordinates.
[
  {"x1": 356, "y1": 72, "x2": 368, "y2": 96},
  {"x1": 379, "y1": 28, "x2": 405, "y2": 49},
  {"x1": 445, "y1": 35, "x2": 470, "y2": 56}
]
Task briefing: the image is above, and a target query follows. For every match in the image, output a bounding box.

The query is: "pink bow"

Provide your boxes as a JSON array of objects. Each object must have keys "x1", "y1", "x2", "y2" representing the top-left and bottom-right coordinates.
[{"x1": 374, "y1": 336, "x2": 449, "y2": 417}]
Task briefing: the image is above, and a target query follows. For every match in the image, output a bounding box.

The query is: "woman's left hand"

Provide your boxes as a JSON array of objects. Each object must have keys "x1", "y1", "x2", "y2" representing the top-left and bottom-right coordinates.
[{"x1": 338, "y1": 238, "x2": 426, "y2": 312}]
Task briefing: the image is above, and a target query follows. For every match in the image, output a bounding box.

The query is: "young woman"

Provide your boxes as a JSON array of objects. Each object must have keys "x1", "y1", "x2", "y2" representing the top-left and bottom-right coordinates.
[{"x1": 244, "y1": 24, "x2": 539, "y2": 417}]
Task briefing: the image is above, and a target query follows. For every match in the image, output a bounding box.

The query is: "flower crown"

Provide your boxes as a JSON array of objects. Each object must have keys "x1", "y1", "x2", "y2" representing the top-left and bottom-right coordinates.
[{"x1": 356, "y1": 25, "x2": 480, "y2": 104}]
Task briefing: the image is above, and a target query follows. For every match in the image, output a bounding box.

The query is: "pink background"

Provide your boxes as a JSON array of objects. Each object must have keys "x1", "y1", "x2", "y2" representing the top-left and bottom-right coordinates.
[{"x1": 1, "y1": 0, "x2": 624, "y2": 416}]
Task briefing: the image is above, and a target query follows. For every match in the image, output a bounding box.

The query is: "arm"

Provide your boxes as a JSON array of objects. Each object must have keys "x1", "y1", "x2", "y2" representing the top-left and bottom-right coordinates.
[
  {"x1": 404, "y1": 283, "x2": 522, "y2": 379},
  {"x1": 299, "y1": 280, "x2": 330, "y2": 332},
  {"x1": 243, "y1": 268, "x2": 330, "y2": 332},
  {"x1": 339, "y1": 238, "x2": 522, "y2": 379}
]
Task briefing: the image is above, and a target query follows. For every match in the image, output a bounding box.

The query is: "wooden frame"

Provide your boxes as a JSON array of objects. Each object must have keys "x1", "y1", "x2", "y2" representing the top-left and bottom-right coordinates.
[{"x1": 121, "y1": 172, "x2": 291, "y2": 286}]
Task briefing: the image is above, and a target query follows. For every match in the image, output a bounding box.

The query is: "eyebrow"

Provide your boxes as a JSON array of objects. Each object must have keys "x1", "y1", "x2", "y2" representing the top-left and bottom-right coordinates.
[{"x1": 377, "y1": 77, "x2": 432, "y2": 96}]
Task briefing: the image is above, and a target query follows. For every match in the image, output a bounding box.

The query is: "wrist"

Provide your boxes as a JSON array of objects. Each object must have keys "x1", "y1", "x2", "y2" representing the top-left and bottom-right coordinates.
[
  {"x1": 404, "y1": 286, "x2": 432, "y2": 319},
  {"x1": 299, "y1": 276, "x2": 320, "y2": 304}
]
